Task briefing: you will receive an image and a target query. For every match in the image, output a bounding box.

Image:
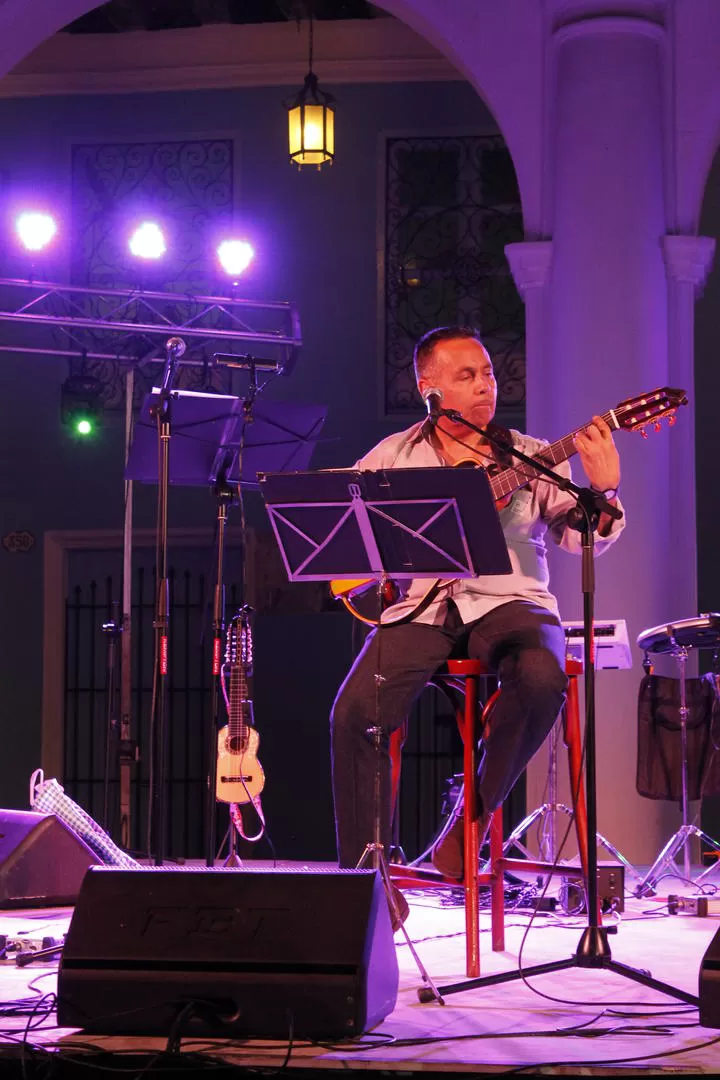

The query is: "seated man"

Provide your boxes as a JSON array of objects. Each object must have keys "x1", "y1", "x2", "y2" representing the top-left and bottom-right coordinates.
[{"x1": 330, "y1": 326, "x2": 624, "y2": 916}]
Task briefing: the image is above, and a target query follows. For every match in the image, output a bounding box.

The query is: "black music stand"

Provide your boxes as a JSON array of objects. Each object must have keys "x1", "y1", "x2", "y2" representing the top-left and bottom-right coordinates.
[
  {"x1": 259, "y1": 465, "x2": 512, "y2": 1001},
  {"x1": 127, "y1": 390, "x2": 327, "y2": 489},
  {"x1": 259, "y1": 465, "x2": 512, "y2": 583},
  {"x1": 126, "y1": 389, "x2": 326, "y2": 864}
]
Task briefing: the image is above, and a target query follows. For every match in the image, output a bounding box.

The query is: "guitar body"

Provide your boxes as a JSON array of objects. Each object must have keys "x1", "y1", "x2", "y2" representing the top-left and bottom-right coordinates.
[
  {"x1": 329, "y1": 387, "x2": 686, "y2": 625},
  {"x1": 216, "y1": 723, "x2": 265, "y2": 804}
]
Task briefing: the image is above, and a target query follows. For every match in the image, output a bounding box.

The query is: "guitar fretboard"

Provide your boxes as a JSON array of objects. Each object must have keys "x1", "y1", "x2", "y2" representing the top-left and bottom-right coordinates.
[{"x1": 489, "y1": 409, "x2": 618, "y2": 502}]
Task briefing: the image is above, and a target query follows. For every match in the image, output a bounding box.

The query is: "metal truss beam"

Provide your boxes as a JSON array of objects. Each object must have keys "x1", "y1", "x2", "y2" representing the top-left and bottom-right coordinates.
[{"x1": 0, "y1": 278, "x2": 302, "y2": 373}]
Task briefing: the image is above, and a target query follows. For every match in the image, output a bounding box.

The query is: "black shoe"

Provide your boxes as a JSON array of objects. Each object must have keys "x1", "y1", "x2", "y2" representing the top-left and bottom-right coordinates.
[
  {"x1": 388, "y1": 883, "x2": 410, "y2": 932},
  {"x1": 431, "y1": 794, "x2": 491, "y2": 881}
]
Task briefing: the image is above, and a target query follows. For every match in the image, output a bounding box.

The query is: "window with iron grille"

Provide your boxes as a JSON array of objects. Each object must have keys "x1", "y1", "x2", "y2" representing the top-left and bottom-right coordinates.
[{"x1": 382, "y1": 134, "x2": 526, "y2": 427}]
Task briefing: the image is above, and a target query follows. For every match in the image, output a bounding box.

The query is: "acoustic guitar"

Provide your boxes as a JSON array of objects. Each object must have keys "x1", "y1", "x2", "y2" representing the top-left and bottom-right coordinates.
[
  {"x1": 216, "y1": 605, "x2": 265, "y2": 804},
  {"x1": 330, "y1": 386, "x2": 687, "y2": 625}
]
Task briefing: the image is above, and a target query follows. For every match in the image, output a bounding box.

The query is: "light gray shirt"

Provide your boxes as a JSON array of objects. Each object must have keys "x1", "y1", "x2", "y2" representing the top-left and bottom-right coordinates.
[{"x1": 355, "y1": 420, "x2": 625, "y2": 625}]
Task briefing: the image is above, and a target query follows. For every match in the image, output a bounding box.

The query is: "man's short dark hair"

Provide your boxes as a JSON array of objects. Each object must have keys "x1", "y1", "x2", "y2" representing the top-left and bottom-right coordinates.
[{"x1": 413, "y1": 325, "x2": 487, "y2": 381}]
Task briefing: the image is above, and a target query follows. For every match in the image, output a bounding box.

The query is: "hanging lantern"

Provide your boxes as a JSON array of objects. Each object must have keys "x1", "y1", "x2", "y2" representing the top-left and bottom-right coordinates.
[{"x1": 286, "y1": 14, "x2": 335, "y2": 170}]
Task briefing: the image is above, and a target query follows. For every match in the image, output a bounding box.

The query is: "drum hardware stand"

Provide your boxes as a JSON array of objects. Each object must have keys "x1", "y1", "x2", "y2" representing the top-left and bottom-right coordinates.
[
  {"x1": 635, "y1": 642, "x2": 720, "y2": 895},
  {"x1": 498, "y1": 711, "x2": 640, "y2": 882},
  {"x1": 416, "y1": 406, "x2": 698, "y2": 1009}
]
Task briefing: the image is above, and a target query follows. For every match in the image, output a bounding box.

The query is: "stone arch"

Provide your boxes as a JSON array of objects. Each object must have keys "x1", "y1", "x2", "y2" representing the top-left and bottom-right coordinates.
[{"x1": 0, "y1": 0, "x2": 542, "y2": 232}]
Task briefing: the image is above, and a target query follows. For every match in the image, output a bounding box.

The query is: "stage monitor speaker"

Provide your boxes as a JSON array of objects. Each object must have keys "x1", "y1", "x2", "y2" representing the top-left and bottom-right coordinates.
[
  {"x1": 0, "y1": 809, "x2": 99, "y2": 908},
  {"x1": 57, "y1": 866, "x2": 399, "y2": 1039},
  {"x1": 700, "y1": 923, "x2": 720, "y2": 1027}
]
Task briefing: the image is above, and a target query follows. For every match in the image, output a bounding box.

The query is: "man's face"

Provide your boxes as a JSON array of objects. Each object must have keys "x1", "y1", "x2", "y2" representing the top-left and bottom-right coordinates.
[{"x1": 418, "y1": 337, "x2": 497, "y2": 430}]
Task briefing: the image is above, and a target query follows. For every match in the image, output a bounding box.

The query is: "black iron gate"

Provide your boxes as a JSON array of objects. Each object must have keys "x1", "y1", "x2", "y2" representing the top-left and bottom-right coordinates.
[{"x1": 64, "y1": 558, "x2": 524, "y2": 861}]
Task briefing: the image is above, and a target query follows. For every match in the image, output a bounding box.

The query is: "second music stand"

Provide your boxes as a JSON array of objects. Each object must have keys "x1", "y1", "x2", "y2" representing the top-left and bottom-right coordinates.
[{"x1": 126, "y1": 389, "x2": 327, "y2": 864}]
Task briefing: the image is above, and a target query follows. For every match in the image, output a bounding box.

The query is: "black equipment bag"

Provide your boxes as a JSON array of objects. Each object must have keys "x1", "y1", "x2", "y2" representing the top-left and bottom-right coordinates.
[{"x1": 636, "y1": 673, "x2": 720, "y2": 801}]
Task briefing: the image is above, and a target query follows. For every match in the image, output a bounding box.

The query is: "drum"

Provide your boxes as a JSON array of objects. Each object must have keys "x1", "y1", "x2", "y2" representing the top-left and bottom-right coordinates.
[{"x1": 636, "y1": 613, "x2": 720, "y2": 654}]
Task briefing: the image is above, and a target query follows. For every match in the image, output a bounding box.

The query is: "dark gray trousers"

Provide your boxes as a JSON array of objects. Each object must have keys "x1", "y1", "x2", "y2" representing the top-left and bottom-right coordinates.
[{"x1": 330, "y1": 599, "x2": 568, "y2": 867}]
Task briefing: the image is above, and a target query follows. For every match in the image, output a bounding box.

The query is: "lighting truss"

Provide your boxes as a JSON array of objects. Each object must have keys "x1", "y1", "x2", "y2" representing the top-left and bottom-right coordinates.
[{"x1": 0, "y1": 278, "x2": 302, "y2": 373}]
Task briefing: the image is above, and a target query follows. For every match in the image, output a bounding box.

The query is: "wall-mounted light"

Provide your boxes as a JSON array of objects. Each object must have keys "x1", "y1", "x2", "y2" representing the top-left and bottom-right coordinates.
[{"x1": 286, "y1": 11, "x2": 335, "y2": 170}]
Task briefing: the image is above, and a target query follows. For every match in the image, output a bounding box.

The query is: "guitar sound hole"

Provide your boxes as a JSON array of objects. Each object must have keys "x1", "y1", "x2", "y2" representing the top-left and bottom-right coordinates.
[{"x1": 227, "y1": 736, "x2": 248, "y2": 753}]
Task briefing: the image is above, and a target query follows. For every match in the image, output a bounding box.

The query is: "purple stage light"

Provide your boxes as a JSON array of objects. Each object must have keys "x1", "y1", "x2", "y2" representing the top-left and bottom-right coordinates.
[
  {"x1": 15, "y1": 211, "x2": 57, "y2": 252},
  {"x1": 217, "y1": 239, "x2": 255, "y2": 279},
  {"x1": 129, "y1": 222, "x2": 166, "y2": 260}
]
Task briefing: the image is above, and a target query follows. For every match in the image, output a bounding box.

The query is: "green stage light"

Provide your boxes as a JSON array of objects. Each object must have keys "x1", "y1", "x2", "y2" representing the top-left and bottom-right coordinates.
[
  {"x1": 74, "y1": 417, "x2": 94, "y2": 437},
  {"x1": 61, "y1": 374, "x2": 103, "y2": 439}
]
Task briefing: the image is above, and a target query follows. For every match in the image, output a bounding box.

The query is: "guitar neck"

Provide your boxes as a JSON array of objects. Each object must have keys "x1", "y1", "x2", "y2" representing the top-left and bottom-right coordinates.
[
  {"x1": 490, "y1": 408, "x2": 618, "y2": 502},
  {"x1": 229, "y1": 665, "x2": 250, "y2": 740}
]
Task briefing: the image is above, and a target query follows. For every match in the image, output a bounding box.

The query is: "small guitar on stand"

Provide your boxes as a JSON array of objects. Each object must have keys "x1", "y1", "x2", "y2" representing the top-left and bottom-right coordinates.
[
  {"x1": 216, "y1": 605, "x2": 265, "y2": 844},
  {"x1": 330, "y1": 386, "x2": 687, "y2": 625}
]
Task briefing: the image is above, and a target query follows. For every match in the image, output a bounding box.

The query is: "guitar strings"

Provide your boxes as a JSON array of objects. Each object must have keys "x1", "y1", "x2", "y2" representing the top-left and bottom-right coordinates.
[{"x1": 433, "y1": 422, "x2": 562, "y2": 489}]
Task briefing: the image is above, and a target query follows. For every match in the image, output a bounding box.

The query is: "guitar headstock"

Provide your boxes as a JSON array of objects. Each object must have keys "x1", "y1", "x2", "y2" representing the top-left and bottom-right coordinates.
[
  {"x1": 225, "y1": 605, "x2": 254, "y2": 671},
  {"x1": 613, "y1": 387, "x2": 687, "y2": 437}
]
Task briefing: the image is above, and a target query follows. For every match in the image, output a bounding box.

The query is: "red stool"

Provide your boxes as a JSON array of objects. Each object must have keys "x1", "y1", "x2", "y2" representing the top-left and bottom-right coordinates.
[
  {"x1": 390, "y1": 658, "x2": 503, "y2": 977},
  {"x1": 389, "y1": 657, "x2": 590, "y2": 978}
]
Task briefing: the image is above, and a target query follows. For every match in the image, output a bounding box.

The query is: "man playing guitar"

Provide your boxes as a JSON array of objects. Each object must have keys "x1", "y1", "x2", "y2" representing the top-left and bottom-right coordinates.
[{"x1": 330, "y1": 326, "x2": 624, "y2": 918}]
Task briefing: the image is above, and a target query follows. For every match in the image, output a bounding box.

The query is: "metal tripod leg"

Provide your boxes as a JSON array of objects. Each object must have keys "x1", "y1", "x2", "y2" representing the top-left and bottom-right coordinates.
[
  {"x1": 360, "y1": 595, "x2": 443, "y2": 1004},
  {"x1": 491, "y1": 800, "x2": 641, "y2": 879},
  {"x1": 691, "y1": 829, "x2": 720, "y2": 883},
  {"x1": 494, "y1": 704, "x2": 639, "y2": 880},
  {"x1": 500, "y1": 801, "x2": 574, "y2": 861},
  {"x1": 595, "y1": 829, "x2": 643, "y2": 880},
  {"x1": 636, "y1": 823, "x2": 720, "y2": 894},
  {"x1": 357, "y1": 840, "x2": 444, "y2": 1004}
]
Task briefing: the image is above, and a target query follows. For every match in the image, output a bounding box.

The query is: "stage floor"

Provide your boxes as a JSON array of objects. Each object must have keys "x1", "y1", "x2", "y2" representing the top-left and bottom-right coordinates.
[{"x1": 1, "y1": 863, "x2": 720, "y2": 1076}]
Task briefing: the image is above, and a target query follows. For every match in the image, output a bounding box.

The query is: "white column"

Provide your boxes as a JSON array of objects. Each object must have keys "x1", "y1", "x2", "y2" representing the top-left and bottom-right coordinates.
[
  {"x1": 538, "y1": 13, "x2": 683, "y2": 864},
  {"x1": 661, "y1": 234, "x2": 714, "y2": 623},
  {"x1": 506, "y1": 241, "x2": 560, "y2": 833},
  {"x1": 506, "y1": 241, "x2": 553, "y2": 416}
]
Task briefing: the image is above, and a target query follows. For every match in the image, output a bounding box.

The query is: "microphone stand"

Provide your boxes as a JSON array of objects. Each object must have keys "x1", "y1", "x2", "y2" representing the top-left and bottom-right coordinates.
[
  {"x1": 204, "y1": 453, "x2": 236, "y2": 867},
  {"x1": 206, "y1": 355, "x2": 262, "y2": 865},
  {"x1": 417, "y1": 405, "x2": 697, "y2": 1007},
  {"x1": 147, "y1": 336, "x2": 185, "y2": 866}
]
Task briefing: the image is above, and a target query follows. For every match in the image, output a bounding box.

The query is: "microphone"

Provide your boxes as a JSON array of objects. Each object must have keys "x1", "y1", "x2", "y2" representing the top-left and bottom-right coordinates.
[
  {"x1": 165, "y1": 336, "x2": 186, "y2": 359},
  {"x1": 421, "y1": 386, "x2": 443, "y2": 420}
]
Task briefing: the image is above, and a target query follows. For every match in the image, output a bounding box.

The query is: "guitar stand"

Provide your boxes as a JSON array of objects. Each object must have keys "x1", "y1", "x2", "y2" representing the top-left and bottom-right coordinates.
[{"x1": 224, "y1": 812, "x2": 243, "y2": 868}]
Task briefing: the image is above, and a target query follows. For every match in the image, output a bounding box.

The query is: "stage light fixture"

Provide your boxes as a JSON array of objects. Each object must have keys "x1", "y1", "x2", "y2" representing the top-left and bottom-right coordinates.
[
  {"x1": 128, "y1": 222, "x2": 166, "y2": 260},
  {"x1": 61, "y1": 374, "x2": 103, "y2": 439},
  {"x1": 15, "y1": 211, "x2": 57, "y2": 252},
  {"x1": 217, "y1": 239, "x2": 255, "y2": 280},
  {"x1": 286, "y1": 11, "x2": 335, "y2": 170}
]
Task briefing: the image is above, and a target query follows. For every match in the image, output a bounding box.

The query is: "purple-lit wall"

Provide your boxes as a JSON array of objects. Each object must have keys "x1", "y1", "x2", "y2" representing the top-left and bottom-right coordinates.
[
  {"x1": 3, "y1": 0, "x2": 720, "y2": 863},
  {"x1": 0, "y1": 79, "x2": 497, "y2": 815}
]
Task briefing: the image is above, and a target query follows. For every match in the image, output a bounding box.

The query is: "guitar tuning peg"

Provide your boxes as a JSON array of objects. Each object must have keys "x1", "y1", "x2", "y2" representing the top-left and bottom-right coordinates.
[
  {"x1": 668, "y1": 413, "x2": 677, "y2": 426},
  {"x1": 640, "y1": 429, "x2": 649, "y2": 439},
  {"x1": 654, "y1": 421, "x2": 662, "y2": 432}
]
